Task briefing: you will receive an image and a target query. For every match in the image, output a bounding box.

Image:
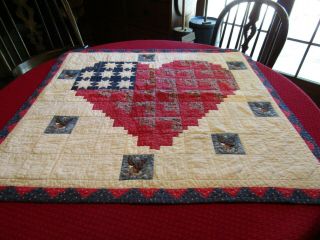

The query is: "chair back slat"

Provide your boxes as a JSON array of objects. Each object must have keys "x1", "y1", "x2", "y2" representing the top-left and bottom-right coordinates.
[
  {"x1": 34, "y1": 0, "x2": 54, "y2": 49},
  {"x1": 0, "y1": 15, "x2": 24, "y2": 64},
  {"x1": 220, "y1": 11, "x2": 231, "y2": 48},
  {"x1": 44, "y1": 0, "x2": 65, "y2": 47},
  {"x1": 2, "y1": 0, "x2": 30, "y2": 58},
  {"x1": 0, "y1": 47, "x2": 13, "y2": 71},
  {"x1": 250, "y1": 5, "x2": 269, "y2": 57},
  {"x1": 61, "y1": 0, "x2": 84, "y2": 46},
  {"x1": 53, "y1": 0, "x2": 75, "y2": 47},
  {"x1": 235, "y1": 2, "x2": 251, "y2": 50},
  {"x1": 226, "y1": 4, "x2": 240, "y2": 49},
  {"x1": 0, "y1": 39, "x2": 14, "y2": 71},
  {"x1": 242, "y1": 2, "x2": 262, "y2": 53}
]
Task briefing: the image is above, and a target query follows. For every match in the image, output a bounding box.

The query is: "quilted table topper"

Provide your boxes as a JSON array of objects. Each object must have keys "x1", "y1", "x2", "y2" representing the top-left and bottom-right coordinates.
[{"x1": 0, "y1": 49, "x2": 319, "y2": 204}]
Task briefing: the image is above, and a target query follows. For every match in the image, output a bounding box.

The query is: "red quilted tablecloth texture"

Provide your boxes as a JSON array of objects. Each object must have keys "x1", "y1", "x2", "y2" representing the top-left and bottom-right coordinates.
[{"x1": 0, "y1": 40, "x2": 319, "y2": 240}]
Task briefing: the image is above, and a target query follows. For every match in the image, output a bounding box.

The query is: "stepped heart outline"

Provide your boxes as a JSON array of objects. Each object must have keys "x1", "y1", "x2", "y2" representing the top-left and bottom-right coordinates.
[{"x1": 74, "y1": 60, "x2": 239, "y2": 149}]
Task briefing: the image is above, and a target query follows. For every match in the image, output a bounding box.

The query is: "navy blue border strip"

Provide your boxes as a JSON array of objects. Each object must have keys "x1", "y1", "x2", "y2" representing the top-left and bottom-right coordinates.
[{"x1": 0, "y1": 187, "x2": 319, "y2": 204}]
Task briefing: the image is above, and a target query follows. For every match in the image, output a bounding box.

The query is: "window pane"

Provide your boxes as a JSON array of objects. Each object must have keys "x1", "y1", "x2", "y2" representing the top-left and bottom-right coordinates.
[
  {"x1": 207, "y1": 0, "x2": 230, "y2": 18},
  {"x1": 233, "y1": 2, "x2": 253, "y2": 25},
  {"x1": 221, "y1": 25, "x2": 241, "y2": 49},
  {"x1": 273, "y1": 40, "x2": 307, "y2": 75},
  {"x1": 298, "y1": 46, "x2": 320, "y2": 84},
  {"x1": 313, "y1": 26, "x2": 320, "y2": 44},
  {"x1": 287, "y1": 0, "x2": 320, "y2": 41},
  {"x1": 260, "y1": 6, "x2": 276, "y2": 31},
  {"x1": 226, "y1": 4, "x2": 241, "y2": 25},
  {"x1": 249, "y1": 32, "x2": 267, "y2": 61}
]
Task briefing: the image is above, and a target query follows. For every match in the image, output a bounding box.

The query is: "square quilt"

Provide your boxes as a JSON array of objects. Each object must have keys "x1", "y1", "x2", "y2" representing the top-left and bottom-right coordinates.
[{"x1": 0, "y1": 49, "x2": 319, "y2": 204}]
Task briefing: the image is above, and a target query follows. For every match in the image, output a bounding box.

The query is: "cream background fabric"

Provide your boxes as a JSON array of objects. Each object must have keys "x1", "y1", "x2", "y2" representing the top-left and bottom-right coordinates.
[{"x1": 0, "y1": 51, "x2": 319, "y2": 189}]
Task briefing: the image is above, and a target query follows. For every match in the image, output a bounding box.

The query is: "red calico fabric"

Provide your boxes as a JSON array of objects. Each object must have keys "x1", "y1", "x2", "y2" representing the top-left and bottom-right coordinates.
[{"x1": 0, "y1": 40, "x2": 319, "y2": 240}]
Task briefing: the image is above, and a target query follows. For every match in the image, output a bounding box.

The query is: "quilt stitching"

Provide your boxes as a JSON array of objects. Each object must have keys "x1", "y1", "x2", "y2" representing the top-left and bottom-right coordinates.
[{"x1": 0, "y1": 49, "x2": 319, "y2": 204}]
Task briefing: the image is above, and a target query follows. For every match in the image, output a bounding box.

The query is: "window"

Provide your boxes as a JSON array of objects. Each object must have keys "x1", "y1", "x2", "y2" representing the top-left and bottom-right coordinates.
[
  {"x1": 273, "y1": 0, "x2": 320, "y2": 84},
  {"x1": 207, "y1": 0, "x2": 320, "y2": 84}
]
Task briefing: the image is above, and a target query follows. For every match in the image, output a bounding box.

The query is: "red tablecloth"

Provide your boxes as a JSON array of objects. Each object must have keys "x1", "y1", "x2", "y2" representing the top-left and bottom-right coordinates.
[{"x1": 0, "y1": 40, "x2": 319, "y2": 240}]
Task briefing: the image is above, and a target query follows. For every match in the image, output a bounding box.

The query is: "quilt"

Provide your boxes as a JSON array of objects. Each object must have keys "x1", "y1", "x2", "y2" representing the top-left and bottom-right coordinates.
[{"x1": 0, "y1": 49, "x2": 319, "y2": 204}]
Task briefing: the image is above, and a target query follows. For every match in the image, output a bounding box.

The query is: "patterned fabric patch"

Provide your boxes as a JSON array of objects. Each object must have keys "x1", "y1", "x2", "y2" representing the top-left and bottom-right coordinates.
[
  {"x1": 248, "y1": 102, "x2": 278, "y2": 117},
  {"x1": 138, "y1": 54, "x2": 155, "y2": 62},
  {"x1": 71, "y1": 62, "x2": 137, "y2": 90},
  {"x1": 227, "y1": 61, "x2": 247, "y2": 70},
  {"x1": 44, "y1": 116, "x2": 78, "y2": 134},
  {"x1": 120, "y1": 154, "x2": 154, "y2": 180},
  {"x1": 211, "y1": 133, "x2": 245, "y2": 154},
  {"x1": 58, "y1": 70, "x2": 80, "y2": 79}
]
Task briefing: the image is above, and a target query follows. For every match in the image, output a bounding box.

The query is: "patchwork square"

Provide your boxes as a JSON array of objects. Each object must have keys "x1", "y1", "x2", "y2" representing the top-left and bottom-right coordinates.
[
  {"x1": 58, "y1": 70, "x2": 80, "y2": 79},
  {"x1": 44, "y1": 116, "x2": 78, "y2": 134},
  {"x1": 71, "y1": 62, "x2": 137, "y2": 90},
  {"x1": 248, "y1": 102, "x2": 278, "y2": 117},
  {"x1": 138, "y1": 54, "x2": 155, "y2": 62},
  {"x1": 227, "y1": 61, "x2": 247, "y2": 70},
  {"x1": 211, "y1": 133, "x2": 245, "y2": 154},
  {"x1": 119, "y1": 154, "x2": 154, "y2": 180}
]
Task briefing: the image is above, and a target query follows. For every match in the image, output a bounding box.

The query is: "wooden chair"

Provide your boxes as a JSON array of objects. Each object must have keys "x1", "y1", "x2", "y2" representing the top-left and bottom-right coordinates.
[
  {"x1": 211, "y1": 0, "x2": 289, "y2": 68},
  {"x1": 0, "y1": 0, "x2": 85, "y2": 78}
]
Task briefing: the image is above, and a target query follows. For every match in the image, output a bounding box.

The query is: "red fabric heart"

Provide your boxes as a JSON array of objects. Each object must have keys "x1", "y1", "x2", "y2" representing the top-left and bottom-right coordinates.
[{"x1": 76, "y1": 61, "x2": 239, "y2": 149}]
